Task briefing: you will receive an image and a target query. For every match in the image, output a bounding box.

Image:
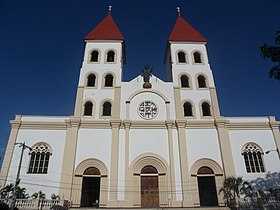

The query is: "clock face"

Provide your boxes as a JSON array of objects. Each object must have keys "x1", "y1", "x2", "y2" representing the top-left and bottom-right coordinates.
[{"x1": 138, "y1": 101, "x2": 158, "y2": 119}]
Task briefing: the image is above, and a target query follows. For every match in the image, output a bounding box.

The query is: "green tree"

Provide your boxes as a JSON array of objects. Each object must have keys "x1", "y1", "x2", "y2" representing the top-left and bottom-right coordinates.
[
  {"x1": 260, "y1": 30, "x2": 280, "y2": 80},
  {"x1": 32, "y1": 190, "x2": 46, "y2": 199},
  {"x1": 219, "y1": 176, "x2": 252, "y2": 207},
  {"x1": 0, "y1": 183, "x2": 29, "y2": 199}
]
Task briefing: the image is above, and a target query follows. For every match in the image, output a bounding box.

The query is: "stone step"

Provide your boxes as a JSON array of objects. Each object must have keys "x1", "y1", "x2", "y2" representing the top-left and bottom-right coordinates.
[{"x1": 69, "y1": 208, "x2": 230, "y2": 210}]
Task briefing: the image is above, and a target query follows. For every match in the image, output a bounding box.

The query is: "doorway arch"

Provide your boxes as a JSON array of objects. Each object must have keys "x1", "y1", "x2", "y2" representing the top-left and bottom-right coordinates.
[{"x1": 190, "y1": 158, "x2": 224, "y2": 207}]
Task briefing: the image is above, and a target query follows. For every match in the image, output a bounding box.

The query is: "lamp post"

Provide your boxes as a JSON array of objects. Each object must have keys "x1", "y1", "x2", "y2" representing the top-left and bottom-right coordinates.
[
  {"x1": 11, "y1": 142, "x2": 32, "y2": 210},
  {"x1": 265, "y1": 148, "x2": 280, "y2": 160}
]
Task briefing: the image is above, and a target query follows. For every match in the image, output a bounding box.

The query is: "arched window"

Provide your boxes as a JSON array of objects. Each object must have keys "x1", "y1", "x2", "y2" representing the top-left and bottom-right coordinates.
[
  {"x1": 102, "y1": 102, "x2": 112, "y2": 116},
  {"x1": 107, "y1": 50, "x2": 115, "y2": 62},
  {"x1": 242, "y1": 143, "x2": 265, "y2": 173},
  {"x1": 197, "y1": 166, "x2": 214, "y2": 175},
  {"x1": 104, "y1": 74, "x2": 114, "y2": 87},
  {"x1": 183, "y1": 102, "x2": 193, "y2": 116},
  {"x1": 84, "y1": 102, "x2": 93, "y2": 116},
  {"x1": 180, "y1": 75, "x2": 189, "y2": 88},
  {"x1": 202, "y1": 102, "x2": 211, "y2": 116},
  {"x1": 198, "y1": 75, "x2": 207, "y2": 88},
  {"x1": 90, "y1": 50, "x2": 99, "y2": 62},
  {"x1": 87, "y1": 74, "x2": 96, "y2": 87},
  {"x1": 194, "y1": 52, "x2": 202, "y2": 63},
  {"x1": 178, "y1": 51, "x2": 186, "y2": 63},
  {"x1": 28, "y1": 143, "x2": 51, "y2": 174}
]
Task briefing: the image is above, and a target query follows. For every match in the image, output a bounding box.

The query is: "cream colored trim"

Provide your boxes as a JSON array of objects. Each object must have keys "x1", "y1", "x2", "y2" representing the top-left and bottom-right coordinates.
[
  {"x1": 166, "y1": 121, "x2": 177, "y2": 206},
  {"x1": 182, "y1": 99, "x2": 196, "y2": 118},
  {"x1": 190, "y1": 158, "x2": 224, "y2": 207},
  {"x1": 82, "y1": 99, "x2": 95, "y2": 117},
  {"x1": 195, "y1": 72, "x2": 209, "y2": 89},
  {"x1": 129, "y1": 153, "x2": 170, "y2": 207},
  {"x1": 102, "y1": 71, "x2": 116, "y2": 88},
  {"x1": 104, "y1": 49, "x2": 117, "y2": 64},
  {"x1": 209, "y1": 87, "x2": 221, "y2": 118},
  {"x1": 175, "y1": 49, "x2": 188, "y2": 64},
  {"x1": 88, "y1": 48, "x2": 101, "y2": 64},
  {"x1": 109, "y1": 120, "x2": 121, "y2": 203},
  {"x1": 99, "y1": 98, "x2": 114, "y2": 119},
  {"x1": 74, "y1": 87, "x2": 84, "y2": 117},
  {"x1": 175, "y1": 121, "x2": 192, "y2": 206},
  {"x1": 178, "y1": 72, "x2": 193, "y2": 89},
  {"x1": 127, "y1": 89, "x2": 169, "y2": 102},
  {"x1": 199, "y1": 99, "x2": 213, "y2": 118},
  {"x1": 59, "y1": 119, "x2": 80, "y2": 201},
  {"x1": 72, "y1": 158, "x2": 109, "y2": 207},
  {"x1": 112, "y1": 86, "x2": 121, "y2": 118},
  {"x1": 173, "y1": 87, "x2": 184, "y2": 119},
  {"x1": 84, "y1": 71, "x2": 99, "y2": 88},
  {"x1": 124, "y1": 121, "x2": 131, "y2": 203},
  {"x1": 0, "y1": 115, "x2": 21, "y2": 189},
  {"x1": 215, "y1": 119, "x2": 236, "y2": 177},
  {"x1": 269, "y1": 116, "x2": 280, "y2": 157},
  {"x1": 191, "y1": 50, "x2": 205, "y2": 65}
]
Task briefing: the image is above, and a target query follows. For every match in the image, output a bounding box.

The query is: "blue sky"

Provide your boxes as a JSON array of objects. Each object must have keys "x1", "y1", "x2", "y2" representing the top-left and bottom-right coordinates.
[{"x1": 0, "y1": 1, "x2": 279, "y2": 165}]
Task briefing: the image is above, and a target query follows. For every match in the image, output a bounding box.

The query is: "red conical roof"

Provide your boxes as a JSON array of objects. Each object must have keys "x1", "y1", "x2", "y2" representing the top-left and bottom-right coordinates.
[
  {"x1": 168, "y1": 15, "x2": 207, "y2": 42},
  {"x1": 84, "y1": 14, "x2": 124, "y2": 41}
]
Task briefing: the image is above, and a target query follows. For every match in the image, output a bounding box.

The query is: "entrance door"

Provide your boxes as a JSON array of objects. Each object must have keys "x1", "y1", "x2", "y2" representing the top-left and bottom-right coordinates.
[
  {"x1": 198, "y1": 176, "x2": 218, "y2": 206},
  {"x1": 140, "y1": 166, "x2": 159, "y2": 208},
  {"x1": 81, "y1": 177, "x2": 100, "y2": 207}
]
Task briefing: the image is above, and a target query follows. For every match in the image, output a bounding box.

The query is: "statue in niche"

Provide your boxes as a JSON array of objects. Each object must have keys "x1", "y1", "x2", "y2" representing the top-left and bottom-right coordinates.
[{"x1": 142, "y1": 65, "x2": 152, "y2": 88}]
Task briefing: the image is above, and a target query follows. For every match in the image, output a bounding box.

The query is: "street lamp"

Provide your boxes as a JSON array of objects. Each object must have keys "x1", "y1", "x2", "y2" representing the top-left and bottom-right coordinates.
[
  {"x1": 11, "y1": 142, "x2": 32, "y2": 210},
  {"x1": 265, "y1": 148, "x2": 280, "y2": 160}
]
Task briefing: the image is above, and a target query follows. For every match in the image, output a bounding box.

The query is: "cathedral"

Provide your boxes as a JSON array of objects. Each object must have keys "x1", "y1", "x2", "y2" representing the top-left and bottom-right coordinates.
[{"x1": 1, "y1": 7, "x2": 280, "y2": 209}]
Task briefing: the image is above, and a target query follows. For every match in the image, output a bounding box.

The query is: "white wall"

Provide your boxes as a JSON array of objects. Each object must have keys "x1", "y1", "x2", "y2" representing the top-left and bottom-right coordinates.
[
  {"x1": 229, "y1": 129, "x2": 280, "y2": 181},
  {"x1": 6, "y1": 129, "x2": 66, "y2": 198},
  {"x1": 187, "y1": 129, "x2": 222, "y2": 170},
  {"x1": 129, "y1": 129, "x2": 169, "y2": 165},
  {"x1": 75, "y1": 128, "x2": 112, "y2": 171}
]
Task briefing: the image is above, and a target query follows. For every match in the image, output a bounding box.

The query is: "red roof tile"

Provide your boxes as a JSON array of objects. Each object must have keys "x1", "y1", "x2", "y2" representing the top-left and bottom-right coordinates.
[
  {"x1": 84, "y1": 14, "x2": 124, "y2": 41},
  {"x1": 169, "y1": 16, "x2": 207, "y2": 42}
]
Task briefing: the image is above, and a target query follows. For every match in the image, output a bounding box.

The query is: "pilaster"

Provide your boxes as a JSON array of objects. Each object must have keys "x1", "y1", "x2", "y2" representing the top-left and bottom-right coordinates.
[
  {"x1": 0, "y1": 115, "x2": 21, "y2": 188},
  {"x1": 209, "y1": 87, "x2": 221, "y2": 118},
  {"x1": 59, "y1": 118, "x2": 80, "y2": 200},
  {"x1": 175, "y1": 120, "x2": 192, "y2": 207},
  {"x1": 215, "y1": 119, "x2": 235, "y2": 177},
  {"x1": 108, "y1": 119, "x2": 121, "y2": 206},
  {"x1": 165, "y1": 120, "x2": 177, "y2": 206}
]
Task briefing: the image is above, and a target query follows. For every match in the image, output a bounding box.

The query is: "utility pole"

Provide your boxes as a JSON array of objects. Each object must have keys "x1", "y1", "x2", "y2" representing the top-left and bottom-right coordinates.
[{"x1": 11, "y1": 142, "x2": 32, "y2": 210}]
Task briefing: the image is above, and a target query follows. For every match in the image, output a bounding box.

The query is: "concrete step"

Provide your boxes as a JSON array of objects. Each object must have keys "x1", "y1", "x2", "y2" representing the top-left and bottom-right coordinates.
[{"x1": 69, "y1": 208, "x2": 230, "y2": 210}]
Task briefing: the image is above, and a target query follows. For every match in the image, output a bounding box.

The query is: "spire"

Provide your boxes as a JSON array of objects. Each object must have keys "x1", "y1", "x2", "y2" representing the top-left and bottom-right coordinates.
[
  {"x1": 168, "y1": 7, "x2": 207, "y2": 42},
  {"x1": 84, "y1": 6, "x2": 124, "y2": 41}
]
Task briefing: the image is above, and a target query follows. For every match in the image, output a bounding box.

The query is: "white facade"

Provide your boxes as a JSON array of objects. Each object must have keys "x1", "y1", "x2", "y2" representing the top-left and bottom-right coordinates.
[{"x1": 1, "y1": 12, "x2": 280, "y2": 209}]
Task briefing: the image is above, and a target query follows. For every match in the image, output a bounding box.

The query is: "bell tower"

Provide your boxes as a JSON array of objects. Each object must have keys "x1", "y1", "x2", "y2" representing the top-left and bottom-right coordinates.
[
  {"x1": 164, "y1": 8, "x2": 221, "y2": 119},
  {"x1": 74, "y1": 6, "x2": 125, "y2": 118}
]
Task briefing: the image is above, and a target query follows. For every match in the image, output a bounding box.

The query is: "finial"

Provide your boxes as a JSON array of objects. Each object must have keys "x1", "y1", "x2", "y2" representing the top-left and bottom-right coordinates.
[
  {"x1": 108, "y1": 5, "x2": 112, "y2": 15},
  {"x1": 176, "y1": 7, "x2": 181, "y2": 17}
]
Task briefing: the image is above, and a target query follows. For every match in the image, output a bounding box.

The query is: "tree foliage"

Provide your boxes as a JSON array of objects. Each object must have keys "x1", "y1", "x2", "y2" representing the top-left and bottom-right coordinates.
[
  {"x1": 0, "y1": 183, "x2": 29, "y2": 199},
  {"x1": 31, "y1": 190, "x2": 46, "y2": 199},
  {"x1": 219, "y1": 176, "x2": 252, "y2": 207},
  {"x1": 260, "y1": 30, "x2": 280, "y2": 80}
]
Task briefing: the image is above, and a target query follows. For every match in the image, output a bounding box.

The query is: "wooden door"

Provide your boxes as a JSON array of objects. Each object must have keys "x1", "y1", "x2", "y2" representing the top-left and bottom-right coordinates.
[{"x1": 141, "y1": 176, "x2": 159, "y2": 208}]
